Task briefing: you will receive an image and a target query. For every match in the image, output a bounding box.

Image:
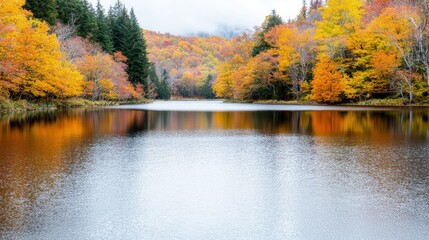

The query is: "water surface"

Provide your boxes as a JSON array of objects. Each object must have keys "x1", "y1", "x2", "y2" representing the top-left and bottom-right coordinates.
[{"x1": 1, "y1": 101, "x2": 428, "y2": 239}]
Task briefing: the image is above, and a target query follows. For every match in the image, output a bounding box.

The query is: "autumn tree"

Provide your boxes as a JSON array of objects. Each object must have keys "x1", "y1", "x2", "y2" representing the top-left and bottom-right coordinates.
[
  {"x1": 367, "y1": 6, "x2": 421, "y2": 103},
  {"x1": 311, "y1": 54, "x2": 343, "y2": 103},
  {"x1": 268, "y1": 26, "x2": 317, "y2": 99},
  {"x1": 247, "y1": 52, "x2": 288, "y2": 100},
  {"x1": 403, "y1": 0, "x2": 429, "y2": 86},
  {"x1": 214, "y1": 61, "x2": 235, "y2": 98},
  {"x1": 0, "y1": 0, "x2": 83, "y2": 99},
  {"x1": 214, "y1": 34, "x2": 253, "y2": 99},
  {"x1": 75, "y1": 51, "x2": 140, "y2": 100},
  {"x1": 315, "y1": 0, "x2": 363, "y2": 57}
]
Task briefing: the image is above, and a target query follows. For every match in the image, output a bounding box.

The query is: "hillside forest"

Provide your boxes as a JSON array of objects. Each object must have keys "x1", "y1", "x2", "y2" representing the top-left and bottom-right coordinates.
[{"x1": 1, "y1": 0, "x2": 429, "y2": 104}]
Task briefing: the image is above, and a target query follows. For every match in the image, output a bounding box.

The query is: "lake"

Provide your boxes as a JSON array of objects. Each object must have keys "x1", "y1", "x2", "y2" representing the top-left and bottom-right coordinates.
[{"x1": 0, "y1": 101, "x2": 428, "y2": 239}]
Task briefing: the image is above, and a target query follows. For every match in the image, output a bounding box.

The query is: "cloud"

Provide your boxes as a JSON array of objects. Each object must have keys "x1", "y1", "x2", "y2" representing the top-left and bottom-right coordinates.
[{"x1": 89, "y1": 0, "x2": 302, "y2": 35}]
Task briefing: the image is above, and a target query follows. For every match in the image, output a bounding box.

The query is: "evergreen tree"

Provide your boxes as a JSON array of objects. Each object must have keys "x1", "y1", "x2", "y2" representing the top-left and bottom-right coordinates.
[
  {"x1": 57, "y1": 0, "x2": 81, "y2": 25},
  {"x1": 57, "y1": 0, "x2": 97, "y2": 38},
  {"x1": 199, "y1": 74, "x2": 215, "y2": 99},
  {"x1": 110, "y1": 2, "x2": 150, "y2": 91},
  {"x1": 149, "y1": 64, "x2": 171, "y2": 100},
  {"x1": 298, "y1": 0, "x2": 308, "y2": 20},
  {"x1": 109, "y1": 1, "x2": 130, "y2": 52},
  {"x1": 148, "y1": 62, "x2": 160, "y2": 85},
  {"x1": 24, "y1": 0, "x2": 58, "y2": 25},
  {"x1": 252, "y1": 10, "x2": 283, "y2": 56},
  {"x1": 94, "y1": 0, "x2": 114, "y2": 52},
  {"x1": 77, "y1": 0, "x2": 98, "y2": 38},
  {"x1": 158, "y1": 69, "x2": 171, "y2": 99},
  {"x1": 124, "y1": 8, "x2": 150, "y2": 92}
]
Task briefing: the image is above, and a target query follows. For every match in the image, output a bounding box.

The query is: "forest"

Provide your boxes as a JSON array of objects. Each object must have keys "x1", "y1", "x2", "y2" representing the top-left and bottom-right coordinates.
[
  {"x1": 0, "y1": 0, "x2": 149, "y2": 105},
  {"x1": 214, "y1": 0, "x2": 429, "y2": 104},
  {"x1": 1, "y1": 0, "x2": 429, "y2": 106}
]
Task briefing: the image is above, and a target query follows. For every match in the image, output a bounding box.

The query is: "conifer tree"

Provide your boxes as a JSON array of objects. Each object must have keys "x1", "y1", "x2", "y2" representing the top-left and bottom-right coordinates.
[
  {"x1": 148, "y1": 62, "x2": 160, "y2": 86},
  {"x1": 252, "y1": 10, "x2": 283, "y2": 56},
  {"x1": 109, "y1": 1, "x2": 129, "y2": 52},
  {"x1": 57, "y1": 0, "x2": 97, "y2": 39},
  {"x1": 109, "y1": 2, "x2": 149, "y2": 94},
  {"x1": 57, "y1": 0, "x2": 81, "y2": 25},
  {"x1": 77, "y1": 0, "x2": 97, "y2": 38},
  {"x1": 124, "y1": 8, "x2": 150, "y2": 91},
  {"x1": 24, "y1": 0, "x2": 58, "y2": 25},
  {"x1": 298, "y1": 0, "x2": 308, "y2": 20},
  {"x1": 158, "y1": 69, "x2": 171, "y2": 99},
  {"x1": 199, "y1": 74, "x2": 215, "y2": 99},
  {"x1": 94, "y1": 0, "x2": 113, "y2": 52}
]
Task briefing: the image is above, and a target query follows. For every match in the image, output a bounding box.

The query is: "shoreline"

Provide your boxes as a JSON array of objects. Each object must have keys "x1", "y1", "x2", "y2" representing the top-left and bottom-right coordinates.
[
  {"x1": 224, "y1": 99, "x2": 429, "y2": 108},
  {"x1": 0, "y1": 98, "x2": 152, "y2": 113},
  {"x1": 2, "y1": 98, "x2": 428, "y2": 113}
]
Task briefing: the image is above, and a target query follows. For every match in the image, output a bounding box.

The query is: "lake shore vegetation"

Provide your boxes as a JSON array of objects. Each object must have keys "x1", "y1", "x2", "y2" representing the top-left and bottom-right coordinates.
[
  {"x1": 1, "y1": 0, "x2": 428, "y2": 111},
  {"x1": 214, "y1": 0, "x2": 429, "y2": 104}
]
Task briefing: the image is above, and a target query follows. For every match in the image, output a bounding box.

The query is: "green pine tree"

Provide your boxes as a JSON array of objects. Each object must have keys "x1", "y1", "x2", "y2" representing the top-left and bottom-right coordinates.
[
  {"x1": 24, "y1": 0, "x2": 58, "y2": 25},
  {"x1": 57, "y1": 0, "x2": 97, "y2": 39},
  {"x1": 252, "y1": 10, "x2": 283, "y2": 56},
  {"x1": 57, "y1": 0, "x2": 81, "y2": 25},
  {"x1": 94, "y1": 0, "x2": 114, "y2": 52},
  {"x1": 109, "y1": 0, "x2": 130, "y2": 52},
  {"x1": 109, "y1": 2, "x2": 150, "y2": 90},
  {"x1": 77, "y1": 0, "x2": 98, "y2": 38},
  {"x1": 199, "y1": 74, "x2": 215, "y2": 99},
  {"x1": 123, "y1": 8, "x2": 150, "y2": 93},
  {"x1": 148, "y1": 62, "x2": 160, "y2": 86},
  {"x1": 158, "y1": 69, "x2": 172, "y2": 100}
]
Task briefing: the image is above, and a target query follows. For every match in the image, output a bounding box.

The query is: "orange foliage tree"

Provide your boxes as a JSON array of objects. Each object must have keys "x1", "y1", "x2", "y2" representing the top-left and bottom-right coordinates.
[
  {"x1": 311, "y1": 54, "x2": 343, "y2": 103},
  {"x1": 0, "y1": 0, "x2": 83, "y2": 99}
]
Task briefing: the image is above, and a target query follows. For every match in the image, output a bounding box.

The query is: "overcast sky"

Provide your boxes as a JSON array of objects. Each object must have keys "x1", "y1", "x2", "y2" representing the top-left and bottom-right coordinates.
[{"x1": 89, "y1": 0, "x2": 302, "y2": 35}]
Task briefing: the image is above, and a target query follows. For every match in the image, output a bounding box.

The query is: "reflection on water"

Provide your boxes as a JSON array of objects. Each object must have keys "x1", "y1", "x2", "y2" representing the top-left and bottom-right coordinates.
[
  {"x1": 2, "y1": 108, "x2": 427, "y2": 136},
  {"x1": 0, "y1": 107, "x2": 428, "y2": 239}
]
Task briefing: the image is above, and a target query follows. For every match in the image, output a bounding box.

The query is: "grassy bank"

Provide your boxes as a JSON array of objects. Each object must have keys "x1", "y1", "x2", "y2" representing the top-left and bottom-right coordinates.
[
  {"x1": 345, "y1": 98, "x2": 429, "y2": 106},
  {"x1": 225, "y1": 98, "x2": 429, "y2": 107},
  {"x1": 224, "y1": 99, "x2": 313, "y2": 105},
  {"x1": 0, "y1": 98, "x2": 152, "y2": 113}
]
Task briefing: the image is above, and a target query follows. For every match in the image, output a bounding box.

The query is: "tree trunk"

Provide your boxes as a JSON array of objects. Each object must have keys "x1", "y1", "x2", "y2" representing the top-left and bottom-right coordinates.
[{"x1": 409, "y1": 84, "x2": 413, "y2": 103}]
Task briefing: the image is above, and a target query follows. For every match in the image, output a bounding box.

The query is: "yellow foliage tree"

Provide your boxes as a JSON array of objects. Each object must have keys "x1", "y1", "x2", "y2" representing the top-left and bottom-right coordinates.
[
  {"x1": 316, "y1": 0, "x2": 364, "y2": 56},
  {"x1": 214, "y1": 61, "x2": 235, "y2": 99},
  {"x1": 214, "y1": 34, "x2": 254, "y2": 99},
  {"x1": 0, "y1": 0, "x2": 83, "y2": 99},
  {"x1": 99, "y1": 79, "x2": 117, "y2": 100},
  {"x1": 366, "y1": 6, "x2": 424, "y2": 102},
  {"x1": 270, "y1": 26, "x2": 317, "y2": 99}
]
